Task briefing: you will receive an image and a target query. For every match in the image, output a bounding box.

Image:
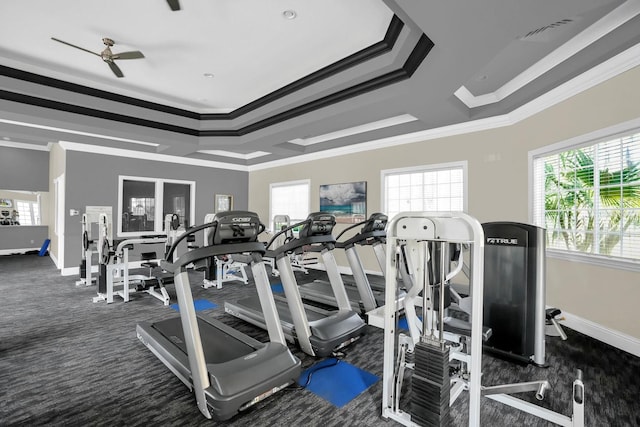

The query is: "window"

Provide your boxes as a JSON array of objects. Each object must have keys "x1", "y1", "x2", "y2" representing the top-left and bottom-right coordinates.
[
  {"x1": 118, "y1": 176, "x2": 195, "y2": 237},
  {"x1": 14, "y1": 200, "x2": 40, "y2": 225},
  {"x1": 532, "y1": 130, "x2": 640, "y2": 264},
  {"x1": 381, "y1": 162, "x2": 467, "y2": 220},
  {"x1": 269, "y1": 180, "x2": 310, "y2": 230}
]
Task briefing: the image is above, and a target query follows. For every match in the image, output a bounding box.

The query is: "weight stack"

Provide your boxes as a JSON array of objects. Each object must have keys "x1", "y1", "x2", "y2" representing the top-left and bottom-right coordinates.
[
  {"x1": 79, "y1": 259, "x2": 86, "y2": 279},
  {"x1": 410, "y1": 341, "x2": 451, "y2": 426},
  {"x1": 98, "y1": 264, "x2": 107, "y2": 294}
]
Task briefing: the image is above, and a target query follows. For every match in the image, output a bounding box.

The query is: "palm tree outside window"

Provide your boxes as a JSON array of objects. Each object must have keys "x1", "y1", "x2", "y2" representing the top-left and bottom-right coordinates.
[{"x1": 532, "y1": 131, "x2": 640, "y2": 262}]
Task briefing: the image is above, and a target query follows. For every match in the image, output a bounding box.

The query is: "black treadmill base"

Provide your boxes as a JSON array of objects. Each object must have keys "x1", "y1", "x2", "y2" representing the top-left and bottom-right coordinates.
[{"x1": 136, "y1": 316, "x2": 301, "y2": 421}]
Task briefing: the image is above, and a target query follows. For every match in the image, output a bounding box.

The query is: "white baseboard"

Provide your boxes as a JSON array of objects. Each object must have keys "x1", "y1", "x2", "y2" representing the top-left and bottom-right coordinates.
[
  {"x1": 559, "y1": 311, "x2": 640, "y2": 358},
  {"x1": 49, "y1": 251, "x2": 59, "y2": 268},
  {"x1": 62, "y1": 266, "x2": 80, "y2": 276},
  {"x1": 0, "y1": 247, "x2": 40, "y2": 256},
  {"x1": 62, "y1": 265, "x2": 99, "y2": 276}
]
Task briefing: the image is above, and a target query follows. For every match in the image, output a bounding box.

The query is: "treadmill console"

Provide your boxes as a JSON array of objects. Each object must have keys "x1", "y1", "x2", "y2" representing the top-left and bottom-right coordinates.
[
  {"x1": 209, "y1": 211, "x2": 262, "y2": 245},
  {"x1": 362, "y1": 213, "x2": 387, "y2": 233},
  {"x1": 299, "y1": 212, "x2": 335, "y2": 237}
]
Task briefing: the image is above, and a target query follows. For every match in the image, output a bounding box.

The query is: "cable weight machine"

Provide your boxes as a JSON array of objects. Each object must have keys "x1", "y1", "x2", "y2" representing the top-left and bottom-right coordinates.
[{"x1": 381, "y1": 212, "x2": 585, "y2": 427}]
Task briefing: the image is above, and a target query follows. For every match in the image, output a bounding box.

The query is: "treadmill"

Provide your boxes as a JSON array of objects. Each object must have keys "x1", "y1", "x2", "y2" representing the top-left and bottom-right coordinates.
[
  {"x1": 298, "y1": 213, "x2": 387, "y2": 313},
  {"x1": 225, "y1": 212, "x2": 366, "y2": 357},
  {"x1": 299, "y1": 213, "x2": 409, "y2": 314},
  {"x1": 136, "y1": 211, "x2": 301, "y2": 421}
]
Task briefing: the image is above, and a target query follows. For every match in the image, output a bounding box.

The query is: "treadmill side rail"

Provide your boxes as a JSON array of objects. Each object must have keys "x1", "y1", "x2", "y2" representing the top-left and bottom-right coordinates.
[
  {"x1": 174, "y1": 268, "x2": 213, "y2": 419},
  {"x1": 137, "y1": 211, "x2": 301, "y2": 421}
]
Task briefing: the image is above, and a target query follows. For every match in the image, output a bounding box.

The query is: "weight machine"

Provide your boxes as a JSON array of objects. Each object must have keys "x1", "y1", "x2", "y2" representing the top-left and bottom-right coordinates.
[
  {"x1": 92, "y1": 214, "x2": 180, "y2": 305},
  {"x1": 0, "y1": 208, "x2": 19, "y2": 225},
  {"x1": 381, "y1": 212, "x2": 584, "y2": 427},
  {"x1": 76, "y1": 213, "x2": 97, "y2": 286},
  {"x1": 201, "y1": 213, "x2": 249, "y2": 289}
]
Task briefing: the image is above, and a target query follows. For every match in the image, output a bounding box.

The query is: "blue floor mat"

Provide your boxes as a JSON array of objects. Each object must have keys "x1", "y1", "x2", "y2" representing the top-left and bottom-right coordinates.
[
  {"x1": 398, "y1": 315, "x2": 422, "y2": 331},
  {"x1": 169, "y1": 299, "x2": 218, "y2": 312},
  {"x1": 271, "y1": 283, "x2": 284, "y2": 294},
  {"x1": 298, "y1": 359, "x2": 379, "y2": 408}
]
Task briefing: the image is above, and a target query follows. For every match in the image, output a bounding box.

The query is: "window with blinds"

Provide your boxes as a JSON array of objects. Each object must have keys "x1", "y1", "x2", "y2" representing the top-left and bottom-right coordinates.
[
  {"x1": 382, "y1": 162, "x2": 466, "y2": 221},
  {"x1": 269, "y1": 180, "x2": 310, "y2": 229},
  {"x1": 532, "y1": 131, "x2": 640, "y2": 263}
]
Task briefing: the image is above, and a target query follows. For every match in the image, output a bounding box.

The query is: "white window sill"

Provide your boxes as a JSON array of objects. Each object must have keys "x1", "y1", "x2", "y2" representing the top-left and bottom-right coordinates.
[{"x1": 547, "y1": 249, "x2": 640, "y2": 272}]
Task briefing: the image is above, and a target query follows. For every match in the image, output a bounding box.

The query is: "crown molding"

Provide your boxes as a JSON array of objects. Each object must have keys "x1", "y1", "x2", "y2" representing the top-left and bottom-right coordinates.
[
  {"x1": 249, "y1": 41, "x2": 640, "y2": 171},
  {"x1": 58, "y1": 140, "x2": 248, "y2": 172},
  {"x1": 454, "y1": 0, "x2": 640, "y2": 108}
]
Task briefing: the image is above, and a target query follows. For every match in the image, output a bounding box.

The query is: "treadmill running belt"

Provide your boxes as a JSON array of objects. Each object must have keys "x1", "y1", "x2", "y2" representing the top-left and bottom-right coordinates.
[
  {"x1": 152, "y1": 317, "x2": 257, "y2": 364},
  {"x1": 237, "y1": 295, "x2": 327, "y2": 324}
]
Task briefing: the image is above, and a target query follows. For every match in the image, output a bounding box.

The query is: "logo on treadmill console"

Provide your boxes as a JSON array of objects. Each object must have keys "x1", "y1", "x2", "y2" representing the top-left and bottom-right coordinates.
[
  {"x1": 486, "y1": 237, "x2": 518, "y2": 245},
  {"x1": 231, "y1": 217, "x2": 252, "y2": 222}
]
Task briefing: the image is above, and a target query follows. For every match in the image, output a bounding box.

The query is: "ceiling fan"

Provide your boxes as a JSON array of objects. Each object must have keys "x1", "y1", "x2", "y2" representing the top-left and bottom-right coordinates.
[
  {"x1": 167, "y1": 0, "x2": 180, "y2": 11},
  {"x1": 51, "y1": 37, "x2": 145, "y2": 78}
]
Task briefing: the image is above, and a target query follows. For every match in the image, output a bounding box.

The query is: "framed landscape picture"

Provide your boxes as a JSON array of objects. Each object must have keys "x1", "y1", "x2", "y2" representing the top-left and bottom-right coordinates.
[
  {"x1": 319, "y1": 181, "x2": 366, "y2": 224},
  {"x1": 215, "y1": 194, "x2": 233, "y2": 213}
]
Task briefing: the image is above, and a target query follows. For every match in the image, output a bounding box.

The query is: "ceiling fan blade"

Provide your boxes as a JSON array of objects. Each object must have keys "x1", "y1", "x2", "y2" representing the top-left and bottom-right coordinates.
[
  {"x1": 112, "y1": 51, "x2": 145, "y2": 60},
  {"x1": 51, "y1": 37, "x2": 100, "y2": 57},
  {"x1": 166, "y1": 0, "x2": 180, "y2": 11},
  {"x1": 107, "y1": 61, "x2": 124, "y2": 78}
]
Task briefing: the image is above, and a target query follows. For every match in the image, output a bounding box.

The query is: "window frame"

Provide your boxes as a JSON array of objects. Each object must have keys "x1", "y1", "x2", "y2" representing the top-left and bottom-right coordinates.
[
  {"x1": 269, "y1": 179, "x2": 310, "y2": 231},
  {"x1": 117, "y1": 175, "x2": 196, "y2": 238},
  {"x1": 529, "y1": 118, "x2": 640, "y2": 272},
  {"x1": 14, "y1": 199, "x2": 39, "y2": 225},
  {"x1": 380, "y1": 161, "x2": 468, "y2": 220}
]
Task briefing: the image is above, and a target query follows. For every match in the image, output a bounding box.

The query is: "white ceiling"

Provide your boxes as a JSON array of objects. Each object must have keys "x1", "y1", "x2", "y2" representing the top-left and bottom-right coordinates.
[
  {"x1": 0, "y1": 0, "x2": 393, "y2": 113},
  {"x1": 1, "y1": 0, "x2": 640, "y2": 167}
]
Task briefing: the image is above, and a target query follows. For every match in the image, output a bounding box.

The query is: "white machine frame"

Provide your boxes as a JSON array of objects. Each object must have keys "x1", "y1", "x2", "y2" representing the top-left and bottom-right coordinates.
[
  {"x1": 200, "y1": 213, "x2": 249, "y2": 289},
  {"x1": 381, "y1": 211, "x2": 485, "y2": 426},
  {"x1": 202, "y1": 255, "x2": 249, "y2": 289},
  {"x1": 92, "y1": 213, "x2": 180, "y2": 305},
  {"x1": 380, "y1": 211, "x2": 585, "y2": 427},
  {"x1": 92, "y1": 236, "x2": 169, "y2": 305}
]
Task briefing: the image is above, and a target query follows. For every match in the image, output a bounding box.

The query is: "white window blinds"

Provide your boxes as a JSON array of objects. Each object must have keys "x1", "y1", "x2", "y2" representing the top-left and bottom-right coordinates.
[
  {"x1": 270, "y1": 180, "x2": 310, "y2": 228},
  {"x1": 532, "y1": 131, "x2": 640, "y2": 261},
  {"x1": 382, "y1": 163, "x2": 466, "y2": 220}
]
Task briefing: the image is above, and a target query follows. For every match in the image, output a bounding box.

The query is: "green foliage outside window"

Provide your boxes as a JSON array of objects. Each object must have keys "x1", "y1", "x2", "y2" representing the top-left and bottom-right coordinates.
[{"x1": 543, "y1": 146, "x2": 640, "y2": 259}]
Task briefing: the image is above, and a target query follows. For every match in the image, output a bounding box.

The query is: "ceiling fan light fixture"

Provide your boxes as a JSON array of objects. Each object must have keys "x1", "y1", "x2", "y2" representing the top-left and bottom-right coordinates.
[
  {"x1": 51, "y1": 36, "x2": 144, "y2": 78},
  {"x1": 282, "y1": 10, "x2": 297, "y2": 20}
]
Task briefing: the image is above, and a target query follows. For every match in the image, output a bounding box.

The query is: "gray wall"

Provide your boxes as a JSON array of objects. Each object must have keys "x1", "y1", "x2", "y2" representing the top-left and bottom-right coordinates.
[
  {"x1": 63, "y1": 150, "x2": 248, "y2": 269},
  {"x1": 0, "y1": 225, "x2": 48, "y2": 252},
  {"x1": 0, "y1": 146, "x2": 49, "y2": 191}
]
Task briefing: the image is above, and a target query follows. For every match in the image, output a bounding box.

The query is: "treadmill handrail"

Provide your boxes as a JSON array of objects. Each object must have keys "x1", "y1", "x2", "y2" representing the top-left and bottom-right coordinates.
[
  {"x1": 165, "y1": 221, "x2": 218, "y2": 262},
  {"x1": 161, "y1": 242, "x2": 266, "y2": 273},
  {"x1": 265, "y1": 218, "x2": 310, "y2": 249},
  {"x1": 271, "y1": 234, "x2": 335, "y2": 258},
  {"x1": 336, "y1": 229, "x2": 387, "y2": 249},
  {"x1": 334, "y1": 217, "x2": 369, "y2": 241},
  {"x1": 334, "y1": 213, "x2": 387, "y2": 249}
]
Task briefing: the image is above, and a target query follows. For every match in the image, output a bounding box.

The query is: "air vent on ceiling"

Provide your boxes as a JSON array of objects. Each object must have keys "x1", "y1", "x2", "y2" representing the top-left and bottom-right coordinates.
[{"x1": 518, "y1": 18, "x2": 574, "y2": 42}]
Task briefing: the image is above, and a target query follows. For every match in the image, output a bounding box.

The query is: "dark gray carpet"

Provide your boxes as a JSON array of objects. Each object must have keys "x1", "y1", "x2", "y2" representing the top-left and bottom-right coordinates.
[{"x1": 1, "y1": 254, "x2": 639, "y2": 426}]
